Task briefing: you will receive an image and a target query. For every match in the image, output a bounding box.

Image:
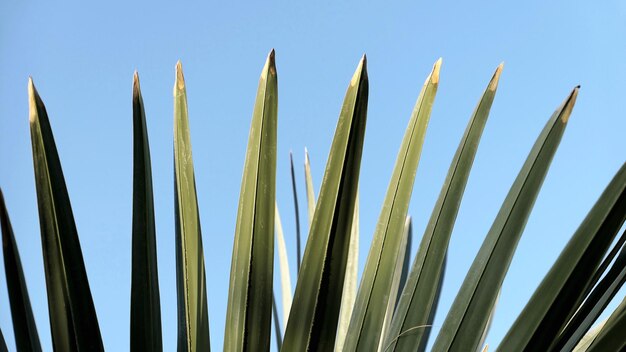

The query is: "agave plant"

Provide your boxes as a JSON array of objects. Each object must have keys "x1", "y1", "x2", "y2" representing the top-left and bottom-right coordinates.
[{"x1": 1, "y1": 50, "x2": 625, "y2": 352}]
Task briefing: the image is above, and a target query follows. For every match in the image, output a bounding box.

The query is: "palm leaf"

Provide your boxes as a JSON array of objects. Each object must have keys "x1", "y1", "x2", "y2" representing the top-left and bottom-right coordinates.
[
  {"x1": 1, "y1": 189, "x2": 42, "y2": 352},
  {"x1": 224, "y1": 50, "x2": 278, "y2": 351},
  {"x1": 497, "y1": 162, "x2": 626, "y2": 351},
  {"x1": 432, "y1": 86, "x2": 579, "y2": 352},
  {"x1": 304, "y1": 148, "x2": 316, "y2": 227},
  {"x1": 343, "y1": 58, "x2": 441, "y2": 351},
  {"x1": 28, "y1": 78, "x2": 104, "y2": 351},
  {"x1": 130, "y1": 72, "x2": 162, "y2": 351},
  {"x1": 290, "y1": 152, "x2": 303, "y2": 272},
  {"x1": 281, "y1": 56, "x2": 368, "y2": 351},
  {"x1": 173, "y1": 62, "x2": 211, "y2": 352},
  {"x1": 385, "y1": 64, "x2": 503, "y2": 351}
]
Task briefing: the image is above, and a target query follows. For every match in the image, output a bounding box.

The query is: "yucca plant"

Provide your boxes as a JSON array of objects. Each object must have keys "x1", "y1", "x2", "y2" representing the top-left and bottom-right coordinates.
[{"x1": 1, "y1": 50, "x2": 625, "y2": 352}]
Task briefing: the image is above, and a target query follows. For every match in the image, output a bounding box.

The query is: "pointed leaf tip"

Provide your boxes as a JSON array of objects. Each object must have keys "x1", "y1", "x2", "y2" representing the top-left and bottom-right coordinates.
[
  {"x1": 560, "y1": 86, "x2": 579, "y2": 123},
  {"x1": 431, "y1": 58, "x2": 442, "y2": 84},
  {"x1": 268, "y1": 49, "x2": 276, "y2": 74},
  {"x1": 488, "y1": 64, "x2": 504, "y2": 92},
  {"x1": 133, "y1": 71, "x2": 140, "y2": 95},
  {"x1": 175, "y1": 61, "x2": 185, "y2": 91},
  {"x1": 28, "y1": 78, "x2": 37, "y2": 123}
]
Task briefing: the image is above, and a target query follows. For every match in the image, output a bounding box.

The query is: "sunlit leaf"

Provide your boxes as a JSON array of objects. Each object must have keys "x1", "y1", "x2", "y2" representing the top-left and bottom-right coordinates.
[
  {"x1": 343, "y1": 58, "x2": 441, "y2": 351},
  {"x1": 225, "y1": 50, "x2": 278, "y2": 351},
  {"x1": 282, "y1": 56, "x2": 368, "y2": 351},
  {"x1": 290, "y1": 152, "x2": 302, "y2": 272},
  {"x1": 304, "y1": 148, "x2": 316, "y2": 228},
  {"x1": 385, "y1": 64, "x2": 502, "y2": 352},
  {"x1": 173, "y1": 62, "x2": 211, "y2": 352},
  {"x1": 433, "y1": 86, "x2": 579, "y2": 352}
]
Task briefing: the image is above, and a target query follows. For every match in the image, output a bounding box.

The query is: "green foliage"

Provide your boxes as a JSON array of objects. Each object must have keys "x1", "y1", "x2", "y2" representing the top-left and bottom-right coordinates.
[{"x1": 1, "y1": 51, "x2": 625, "y2": 352}]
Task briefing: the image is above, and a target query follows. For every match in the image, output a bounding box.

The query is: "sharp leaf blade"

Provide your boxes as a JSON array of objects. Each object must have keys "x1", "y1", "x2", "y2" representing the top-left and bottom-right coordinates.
[
  {"x1": 304, "y1": 148, "x2": 316, "y2": 228},
  {"x1": 225, "y1": 50, "x2": 278, "y2": 351},
  {"x1": 385, "y1": 64, "x2": 502, "y2": 351},
  {"x1": 432, "y1": 86, "x2": 579, "y2": 352},
  {"x1": 28, "y1": 78, "x2": 104, "y2": 352},
  {"x1": 281, "y1": 56, "x2": 368, "y2": 352},
  {"x1": 130, "y1": 72, "x2": 162, "y2": 352},
  {"x1": 173, "y1": 62, "x2": 211, "y2": 352},
  {"x1": 343, "y1": 58, "x2": 441, "y2": 351}
]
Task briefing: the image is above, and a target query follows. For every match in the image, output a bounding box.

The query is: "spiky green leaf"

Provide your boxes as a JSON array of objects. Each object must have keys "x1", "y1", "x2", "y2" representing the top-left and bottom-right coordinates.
[
  {"x1": 304, "y1": 148, "x2": 316, "y2": 228},
  {"x1": 343, "y1": 58, "x2": 441, "y2": 351},
  {"x1": 290, "y1": 152, "x2": 302, "y2": 272},
  {"x1": 281, "y1": 56, "x2": 368, "y2": 351},
  {"x1": 432, "y1": 86, "x2": 579, "y2": 352},
  {"x1": 130, "y1": 72, "x2": 162, "y2": 352},
  {"x1": 173, "y1": 62, "x2": 211, "y2": 352},
  {"x1": 385, "y1": 64, "x2": 502, "y2": 352},
  {"x1": 225, "y1": 50, "x2": 277, "y2": 351},
  {"x1": 28, "y1": 78, "x2": 104, "y2": 352}
]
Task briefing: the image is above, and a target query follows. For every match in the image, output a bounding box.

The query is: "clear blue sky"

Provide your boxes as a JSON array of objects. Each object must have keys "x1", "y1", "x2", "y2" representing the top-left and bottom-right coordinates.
[{"x1": 1, "y1": 2, "x2": 625, "y2": 351}]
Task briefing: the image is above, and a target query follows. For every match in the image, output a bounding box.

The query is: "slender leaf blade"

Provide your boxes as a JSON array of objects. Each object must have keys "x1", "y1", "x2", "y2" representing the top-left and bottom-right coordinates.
[
  {"x1": 281, "y1": 56, "x2": 368, "y2": 351},
  {"x1": 1, "y1": 189, "x2": 42, "y2": 352},
  {"x1": 497, "y1": 163, "x2": 626, "y2": 351},
  {"x1": 275, "y1": 203, "x2": 293, "y2": 325},
  {"x1": 385, "y1": 64, "x2": 503, "y2": 352},
  {"x1": 432, "y1": 86, "x2": 579, "y2": 352},
  {"x1": 343, "y1": 58, "x2": 441, "y2": 351},
  {"x1": 173, "y1": 62, "x2": 211, "y2": 352},
  {"x1": 130, "y1": 72, "x2": 162, "y2": 352},
  {"x1": 290, "y1": 152, "x2": 302, "y2": 273},
  {"x1": 224, "y1": 50, "x2": 278, "y2": 351},
  {"x1": 28, "y1": 78, "x2": 104, "y2": 352},
  {"x1": 304, "y1": 148, "x2": 316, "y2": 228},
  {"x1": 335, "y1": 192, "x2": 360, "y2": 352}
]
